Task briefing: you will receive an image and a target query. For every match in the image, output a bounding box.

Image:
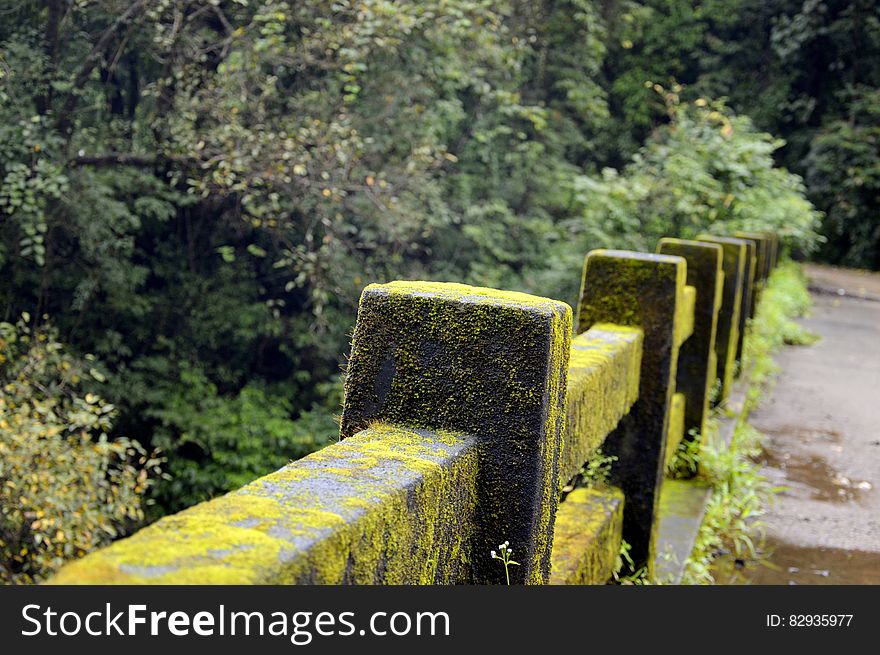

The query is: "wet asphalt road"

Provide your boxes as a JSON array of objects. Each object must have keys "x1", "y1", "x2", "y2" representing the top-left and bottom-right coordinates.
[{"x1": 742, "y1": 266, "x2": 880, "y2": 583}]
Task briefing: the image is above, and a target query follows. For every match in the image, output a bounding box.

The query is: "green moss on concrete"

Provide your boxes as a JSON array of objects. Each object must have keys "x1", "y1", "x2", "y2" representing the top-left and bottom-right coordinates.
[
  {"x1": 696, "y1": 235, "x2": 746, "y2": 403},
  {"x1": 50, "y1": 424, "x2": 480, "y2": 585},
  {"x1": 732, "y1": 239, "x2": 758, "y2": 360},
  {"x1": 549, "y1": 486, "x2": 625, "y2": 585},
  {"x1": 577, "y1": 250, "x2": 686, "y2": 335},
  {"x1": 375, "y1": 280, "x2": 567, "y2": 310},
  {"x1": 341, "y1": 281, "x2": 572, "y2": 585},
  {"x1": 577, "y1": 249, "x2": 686, "y2": 579},
  {"x1": 736, "y1": 232, "x2": 771, "y2": 284},
  {"x1": 676, "y1": 285, "x2": 696, "y2": 346},
  {"x1": 658, "y1": 239, "x2": 723, "y2": 444},
  {"x1": 655, "y1": 478, "x2": 713, "y2": 583},
  {"x1": 561, "y1": 324, "x2": 642, "y2": 486},
  {"x1": 665, "y1": 393, "x2": 686, "y2": 468},
  {"x1": 765, "y1": 234, "x2": 778, "y2": 272}
]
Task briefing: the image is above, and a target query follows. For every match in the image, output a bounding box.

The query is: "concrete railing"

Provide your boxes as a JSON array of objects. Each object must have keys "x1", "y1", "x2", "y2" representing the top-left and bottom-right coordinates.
[{"x1": 50, "y1": 232, "x2": 779, "y2": 585}]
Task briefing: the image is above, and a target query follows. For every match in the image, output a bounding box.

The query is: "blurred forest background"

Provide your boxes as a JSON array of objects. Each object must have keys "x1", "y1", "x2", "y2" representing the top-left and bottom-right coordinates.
[{"x1": 0, "y1": 0, "x2": 877, "y2": 582}]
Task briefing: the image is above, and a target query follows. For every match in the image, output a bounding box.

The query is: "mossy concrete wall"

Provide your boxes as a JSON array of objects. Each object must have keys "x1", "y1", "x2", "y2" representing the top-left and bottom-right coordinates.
[
  {"x1": 736, "y1": 231, "x2": 771, "y2": 285},
  {"x1": 52, "y1": 282, "x2": 572, "y2": 586},
  {"x1": 51, "y1": 424, "x2": 480, "y2": 584},
  {"x1": 766, "y1": 233, "x2": 779, "y2": 271},
  {"x1": 549, "y1": 486, "x2": 624, "y2": 585},
  {"x1": 696, "y1": 235, "x2": 746, "y2": 404},
  {"x1": 561, "y1": 324, "x2": 642, "y2": 486},
  {"x1": 734, "y1": 239, "x2": 757, "y2": 361},
  {"x1": 576, "y1": 249, "x2": 686, "y2": 579},
  {"x1": 49, "y1": 231, "x2": 779, "y2": 587},
  {"x1": 665, "y1": 392, "x2": 686, "y2": 468},
  {"x1": 677, "y1": 285, "x2": 696, "y2": 346},
  {"x1": 340, "y1": 281, "x2": 572, "y2": 585},
  {"x1": 658, "y1": 239, "x2": 723, "y2": 444}
]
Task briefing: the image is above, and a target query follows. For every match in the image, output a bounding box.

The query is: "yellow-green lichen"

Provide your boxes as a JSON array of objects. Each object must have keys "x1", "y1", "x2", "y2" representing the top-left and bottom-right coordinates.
[
  {"x1": 560, "y1": 324, "x2": 643, "y2": 486},
  {"x1": 676, "y1": 285, "x2": 696, "y2": 346},
  {"x1": 50, "y1": 423, "x2": 481, "y2": 585},
  {"x1": 711, "y1": 245, "x2": 741, "y2": 402},
  {"x1": 373, "y1": 280, "x2": 569, "y2": 313},
  {"x1": 577, "y1": 250, "x2": 687, "y2": 335},
  {"x1": 531, "y1": 298, "x2": 572, "y2": 583},
  {"x1": 576, "y1": 249, "x2": 687, "y2": 579},
  {"x1": 549, "y1": 486, "x2": 625, "y2": 585},
  {"x1": 735, "y1": 232, "x2": 772, "y2": 281},
  {"x1": 659, "y1": 238, "x2": 725, "y2": 443},
  {"x1": 342, "y1": 281, "x2": 572, "y2": 584},
  {"x1": 665, "y1": 392, "x2": 686, "y2": 468},
  {"x1": 736, "y1": 239, "x2": 758, "y2": 362}
]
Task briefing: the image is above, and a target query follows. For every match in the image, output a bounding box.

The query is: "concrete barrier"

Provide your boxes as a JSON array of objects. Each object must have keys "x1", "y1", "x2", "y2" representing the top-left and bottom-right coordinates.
[
  {"x1": 696, "y1": 235, "x2": 747, "y2": 403},
  {"x1": 575, "y1": 250, "x2": 687, "y2": 578},
  {"x1": 657, "y1": 239, "x2": 723, "y2": 443},
  {"x1": 50, "y1": 233, "x2": 779, "y2": 586}
]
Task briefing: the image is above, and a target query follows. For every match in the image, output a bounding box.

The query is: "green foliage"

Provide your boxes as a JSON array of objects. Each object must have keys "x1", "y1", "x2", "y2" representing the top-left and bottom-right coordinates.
[
  {"x1": 611, "y1": 539, "x2": 649, "y2": 584},
  {"x1": 145, "y1": 371, "x2": 339, "y2": 513},
  {"x1": 0, "y1": 1, "x2": 828, "y2": 520},
  {"x1": 806, "y1": 87, "x2": 880, "y2": 269},
  {"x1": 681, "y1": 422, "x2": 772, "y2": 585},
  {"x1": 574, "y1": 450, "x2": 617, "y2": 490},
  {"x1": 744, "y1": 261, "x2": 819, "y2": 397},
  {"x1": 556, "y1": 92, "x2": 821, "y2": 304},
  {"x1": 0, "y1": 316, "x2": 161, "y2": 583},
  {"x1": 604, "y1": 0, "x2": 880, "y2": 268},
  {"x1": 0, "y1": 0, "x2": 619, "y2": 511}
]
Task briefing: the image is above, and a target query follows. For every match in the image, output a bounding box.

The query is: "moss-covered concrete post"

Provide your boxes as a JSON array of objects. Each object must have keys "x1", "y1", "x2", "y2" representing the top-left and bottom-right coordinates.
[
  {"x1": 766, "y1": 233, "x2": 779, "y2": 272},
  {"x1": 736, "y1": 239, "x2": 757, "y2": 362},
  {"x1": 341, "y1": 281, "x2": 572, "y2": 585},
  {"x1": 576, "y1": 250, "x2": 686, "y2": 578},
  {"x1": 736, "y1": 231, "x2": 771, "y2": 284},
  {"x1": 657, "y1": 239, "x2": 723, "y2": 445},
  {"x1": 696, "y1": 235, "x2": 747, "y2": 403},
  {"x1": 767, "y1": 232, "x2": 782, "y2": 273},
  {"x1": 758, "y1": 233, "x2": 772, "y2": 280},
  {"x1": 773, "y1": 233, "x2": 781, "y2": 269}
]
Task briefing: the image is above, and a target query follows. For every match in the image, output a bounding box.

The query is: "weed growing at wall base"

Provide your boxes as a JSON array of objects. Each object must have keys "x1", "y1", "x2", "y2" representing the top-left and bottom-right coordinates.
[
  {"x1": 611, "y1": 540, "x2": 649, "y2": 585},
  {"x1": 562, "y1": 449, "x2": 617, "y2": 495},
  {"x1": 680, "y1": 423, "x2": 776, "y2": 584}
]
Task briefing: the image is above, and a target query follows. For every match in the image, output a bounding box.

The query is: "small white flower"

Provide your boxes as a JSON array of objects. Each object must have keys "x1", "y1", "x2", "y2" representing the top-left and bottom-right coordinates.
[
  {"x1": 491, "y1": 550, "x2": 496, "y2": 558},
  {"x1": 504, "y1": 540, "x2": 509, "y2": 546}
]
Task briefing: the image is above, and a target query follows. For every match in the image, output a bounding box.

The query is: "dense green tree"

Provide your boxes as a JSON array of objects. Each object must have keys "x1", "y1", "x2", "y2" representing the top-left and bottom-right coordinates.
[
  {"x1": 805, "y1": 87, "x2": 880, "y2": 268},
  {"x1": 0, "y1": 0, "x2": 827, "y2": 527},
  {"x1": 602, "y1": 0, "x2": 880, "y2": 267}
]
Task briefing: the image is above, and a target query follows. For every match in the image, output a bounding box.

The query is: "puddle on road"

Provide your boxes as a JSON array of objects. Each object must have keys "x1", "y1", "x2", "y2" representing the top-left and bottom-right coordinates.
[
  {"x1": 713, "y1": 536, "x2": 880, "y2": 585},
  {"x1": 758, "y1": 424, "x2": 842, "y2": 444},
  {"x1": 755, "y1": 425, "x2": 872, "y2": 503},
  {"x1": 759, "y1": 447, "x2": 872, "y2": 503},
  {"x1": 713, "y1": 422, "x2": 879, "y2": 584}
]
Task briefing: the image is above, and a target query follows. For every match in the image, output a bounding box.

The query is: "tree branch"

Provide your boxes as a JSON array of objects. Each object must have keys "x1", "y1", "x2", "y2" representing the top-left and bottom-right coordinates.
[
  {"x1": 58, "y1": 0, "x2": 147, "y2": 133},
  {"x1": 69, "y1": 152, "x2": 190, "y2": 168}
]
